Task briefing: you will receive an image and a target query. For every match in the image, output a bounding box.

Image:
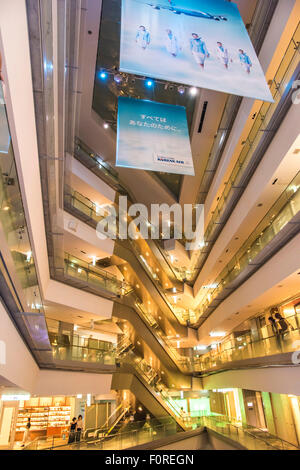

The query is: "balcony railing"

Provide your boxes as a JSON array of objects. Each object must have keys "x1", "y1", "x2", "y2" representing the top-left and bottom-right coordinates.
[
  {"x1": 196, "y1": 171, "x2": 300, "y2": 321},
  {"x1": 193, "y1": 311, "x2": 300, "y2": 371},
  {"x1": 46, "y1": 318, "x2": 116, "y2": 365},
  {"x1": 63, "y1": 252, "x2": 132, "y2": 297}
]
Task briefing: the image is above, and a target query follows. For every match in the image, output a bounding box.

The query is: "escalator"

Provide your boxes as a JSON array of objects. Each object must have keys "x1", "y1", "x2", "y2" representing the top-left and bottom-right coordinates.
[{"x1": 111, "y1": 365, "x2": 186, "y2": 431}]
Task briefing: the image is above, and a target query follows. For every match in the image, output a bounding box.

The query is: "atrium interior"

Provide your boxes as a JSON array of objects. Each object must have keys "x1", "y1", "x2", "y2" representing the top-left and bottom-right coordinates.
[{"x1": 0, "y1": 0, "x2": 300, "y2": 452}]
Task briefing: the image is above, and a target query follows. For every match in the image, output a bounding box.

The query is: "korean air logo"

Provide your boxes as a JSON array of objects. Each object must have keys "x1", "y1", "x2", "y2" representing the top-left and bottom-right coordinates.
[
  {"x1": 291, "y1": 340, "x2": 300, "y2": 365},
  {"x1": 0, "y1": 340, "x2": 6, "y2": 365}
]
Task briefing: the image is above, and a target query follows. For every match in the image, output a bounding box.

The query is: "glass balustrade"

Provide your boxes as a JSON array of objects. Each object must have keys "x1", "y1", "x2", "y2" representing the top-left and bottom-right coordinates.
[
  {"x1": 64, "y1": 252, "x2": 131, "y2": 296},
  {"x1": 193, "y1": 311, "x2": 300, "y2": 371},
  {"x1": 195, "y1": 415, "x2": 300, "y2": 450},
  {"x1": 0, "y1": 81, "x2": 40, "y2": 296},
  {"x1": 0, "y1": 81, "x2": 52, "y2": 364},
  {"x1": 46, "y1": 318, "x2": 116, "y2": 365},
  {"x1": 64, "y1": 186, "x2": 191, "y2": 325},
  {"x1": 187, "y1": 22, "x2": 300, "y2": 283},
  {"x1": 24, "y1": 412, "x2": 300, "y2": 451},
  {"x1": 197, "y1": 172, "x2": 300, "y2": 320}
]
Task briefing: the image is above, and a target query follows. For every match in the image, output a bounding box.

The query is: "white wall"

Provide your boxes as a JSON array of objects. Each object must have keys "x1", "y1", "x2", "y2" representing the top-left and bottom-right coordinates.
[
  {"x1": 34, "y1": 370, "x2": 112, "y2": 397},
  {"x1": 203, "y1": 366, "x2": 300, "y2": 396},
  {"x1": 45, "y1": 280, "x2": 113, "y2": 319},
  {"x1": 0, "y1": 298, "x2": 113, "y2": 396},
  {"x1": 70, "y1": 155, "x2": 116, "y2": 204},
  {"x1": 0, "y1": 300, "x2": 39, "y2": 392}
]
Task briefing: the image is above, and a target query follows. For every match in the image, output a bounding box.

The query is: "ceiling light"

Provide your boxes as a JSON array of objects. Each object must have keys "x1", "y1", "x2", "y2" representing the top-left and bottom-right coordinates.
[
  {"x1": 103, "y1": 123, "x2": 109, "y2": 129},
  {"x1": 209, "y1": 331, "x2": 226, "y2": 337},
  {"x1": 145, "y1": 79, "x2": 154, "y2": 88},
  {"x1": 190, "y1": 87, "x2": 198, "y2": 95},
  {"x1": 178, "y1": 85, "x2": 185, "y2": 95},
  {"x1": 3, "y1": 206, "x2": 10, "y2": 211},
  {"x1": 114, "y1": 73, "x2": 123, "y2": 84},
  {"x1": 99, "y1": 71, "x2": 107, "y2": 80}
]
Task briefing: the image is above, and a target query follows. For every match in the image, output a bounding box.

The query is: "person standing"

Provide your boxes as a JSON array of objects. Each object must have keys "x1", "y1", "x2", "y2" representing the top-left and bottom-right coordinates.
[
  {"x1": 216, "y1": 41, "x2": 229, "y2": 69},
  {"x1": 268, "y1": 308, "x2": 279, "y2": 336},
  {"x1": 275, "y1": 312, "x2": 293, "y2": 335},
  {"x1": 238, "y1": 49, "x2": 252, "y2": 74},
  {"x1": 190, "y1": 33, "x2": 210, "y2": 69},
  {"x1": 68, "y1": 417, "x2": 77, "y2": 444},
  {"x1": 21, "y1": 417, "x2": 31, "y2": 447},
  {"x1": 165, "y1": 29, "x2": 179, "y2": 57},
  {"x1": 136, "y1": 25, "x2": 151, "y2": 50},
  {"x1": 75, "y1": 414, "x2": 83, "y2": 442}
]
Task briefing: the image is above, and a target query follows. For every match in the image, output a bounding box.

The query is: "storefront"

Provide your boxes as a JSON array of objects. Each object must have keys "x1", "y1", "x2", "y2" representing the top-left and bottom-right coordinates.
[{"x1": 14, "y1": 396, "x2": 73, "y2": 442}]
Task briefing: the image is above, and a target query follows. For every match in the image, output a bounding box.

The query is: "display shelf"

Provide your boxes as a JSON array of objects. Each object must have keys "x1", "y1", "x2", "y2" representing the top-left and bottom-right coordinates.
[{"x1": 15, "y1": 403, "x2": 71, "y2": 438}]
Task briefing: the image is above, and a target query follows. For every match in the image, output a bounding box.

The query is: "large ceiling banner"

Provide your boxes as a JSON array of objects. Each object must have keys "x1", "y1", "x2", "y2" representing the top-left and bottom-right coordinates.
[
  {"x1": 116, "y1": 97, "x2": 194, "y2": 175},
  {"x1": 120, "y1": 0, "x2": 273, "y2": 102}
]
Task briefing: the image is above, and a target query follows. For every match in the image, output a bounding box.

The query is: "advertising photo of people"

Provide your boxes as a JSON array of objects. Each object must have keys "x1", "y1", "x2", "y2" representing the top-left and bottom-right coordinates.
[{"x1": 120, "y1": 0, "x2": 273, "y2": 101}]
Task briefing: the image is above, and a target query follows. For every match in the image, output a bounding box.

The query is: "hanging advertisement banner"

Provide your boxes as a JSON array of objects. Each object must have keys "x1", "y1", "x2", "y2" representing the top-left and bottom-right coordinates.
[
  {"x1": 120, "y1": 0, "x2": 273, "y2": 102},
  {"x1": 116, "y1": 96, "x2": 194, "y2": 175}
]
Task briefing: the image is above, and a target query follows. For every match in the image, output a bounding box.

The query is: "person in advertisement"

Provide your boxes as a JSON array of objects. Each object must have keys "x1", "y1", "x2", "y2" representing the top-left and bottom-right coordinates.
[
  {"x1": 165, "y1": 28, "x2": 179, "y2": 57},
  {"x1": 238, "y1": 49, "x2": 252, "y2": 74},
  {"x1": 190, "y1": 33, "x2": 210, "y2": 69},
  {"x1": 136, "y1": 25, "x2": 151, "y2": 50},
  {"x1": 216, "y1": 41, "x2": 229, "y2": 69}
]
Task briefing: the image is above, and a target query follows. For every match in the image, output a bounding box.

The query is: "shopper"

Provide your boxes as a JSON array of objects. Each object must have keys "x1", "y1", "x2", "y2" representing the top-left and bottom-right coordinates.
[
  {"x1": 268, "y1": 309, "x2": 279, "y2": 335},
  {"x1": 275, "y1": 312, "x2": 294, "y2": 334},
  {"x1": 68, "y1": 417, "x2": 77, "y2": 444},
  {"x1": 75, "y1": 414, "x2": 83, "y2": 442},
  {"x1": 21, "y1": 417, "x2": 31, "y2": 447},
  {"x1": 180, "y1": 406, "x2": 187, "y2": 422}
]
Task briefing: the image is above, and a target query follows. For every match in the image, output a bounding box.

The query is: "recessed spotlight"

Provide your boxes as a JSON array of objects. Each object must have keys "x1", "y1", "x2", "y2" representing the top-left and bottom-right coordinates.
[
  {"x1": 99, "y1": 71, "x2": 107, "y2": 80},
  {"x1": 103, "y1": 123, "x2": 109, "y2": 129},
  {"x1": 114, "y1": 73, "x2": 123, "y2": 84},
  {"x1": 178, "y1": 85, "x2": 185, "y2": 95},
  {"x1": 190, "y1": 87, "x2": 198, "y2": 95},
  {"x1": 257, "y1": 203, "x2": 263, "y2": 207}
]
